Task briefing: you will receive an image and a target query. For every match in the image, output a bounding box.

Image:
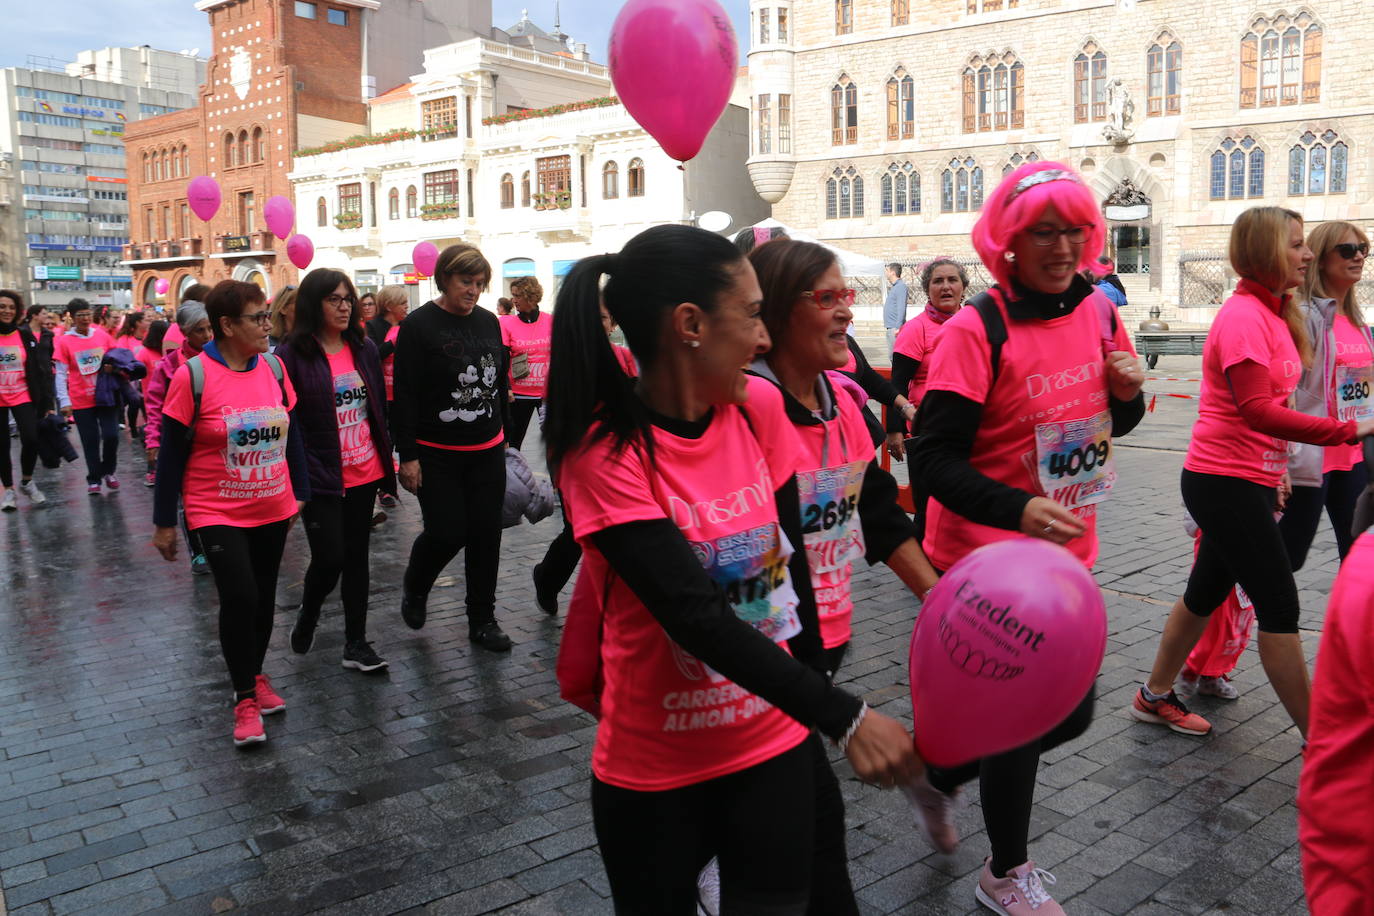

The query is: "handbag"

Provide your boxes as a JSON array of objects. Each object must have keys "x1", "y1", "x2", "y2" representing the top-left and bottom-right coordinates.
[{"x1": 510, "y1": 351, "x2": 530, "y2": 381}]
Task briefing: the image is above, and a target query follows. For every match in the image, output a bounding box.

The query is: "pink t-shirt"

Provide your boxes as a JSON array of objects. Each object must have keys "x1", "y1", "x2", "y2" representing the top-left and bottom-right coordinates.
[
  {"x1": 921, "y1": 288, "x2": 1133, "y2": 571},
  {"x1": 0, "y1": 330, "x2": 30, "y2": 407},
  {"x1": 1300, "y1": 531, "x2": 1374, "y2": 914},
  {"x1": 163, "y1": 323, "x2": 184, "y2": 353},
  {"x1": 136, "y1": 345, "x2": 162, "y2": 383},
  {"x1": 56, "y1": 328, "x2": 115, "y2": 411},
  {"x1": 114, "y1": 335, "x2": 141, "y2": 354},
  {"x1": 612, "y1": 342, "x2": 637, "y2": 377},
  {"x1": 501, "y1": 312, "x2": 553, "y2": 398},
  {"x1": 327, "y1": 346, "x2": 384, "y2": 489},
  {"x1": 838, "y1": 345, "x2": 857, "y2": 374},
  {"x1": 1185, "y1": 281, "x2": 1302, "y2": 488},
  {"x1": 382, "y1": 324, "x2": 400, "y2": 401},
  {"x1": 891, "y1": 308, "x2": 955, "y2": 406},
  {"x1": 1324, "y1": 314, "x2": 1373, "y2": 474},
  {"x1": 790, "y1": 382, "x2": 873, "y2": 649},
  {"x1": 163, "y1": 355, "x2": 299, "y2": 530},
  {"x1": 560, "y1": 375, "x2": 810, "y2": 791}
]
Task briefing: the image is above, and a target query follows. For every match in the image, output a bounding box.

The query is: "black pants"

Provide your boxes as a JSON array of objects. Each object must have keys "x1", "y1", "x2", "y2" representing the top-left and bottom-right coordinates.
[
  {"x1": 535, "y1": 503, "x2": 582, "y2": 596},
  {"x1": 1181, "y1": 469, "x2": 1300, "y2": 634},
  {"x1": 1277, "y1": 464, "x2": 1369, "y2": 570},
  {"x1": 197, "y1": 520, "x2": 290, "y2": 695},
  {"x1": 301, "y1": 480, "x2": 380, "y2": 642},
  {"x1": 404, "y1": 444, "x2": 504, "y2": 624},
  {"x1": 0, "y1": 402, "x2": 39, "y2": 488},
  {"x1": 508, "y1": 397, "x2": 541, "y2": 450},
  {"x1": 592, "y1": 735, "x2": 855, "y2": 916},
  {"x1": 926, "y1": 687, "x2": 1096, "y2": 877},
  {"x1": 72, "y1": 405, "x2": 119, "y2": 483}
]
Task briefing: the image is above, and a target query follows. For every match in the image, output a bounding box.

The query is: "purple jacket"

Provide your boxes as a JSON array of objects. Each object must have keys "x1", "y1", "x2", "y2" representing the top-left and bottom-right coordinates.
[
  {"x1": 275, "y1": 335, "x2": 396, "y2": 499},
  {"x1": 144, "y1": 343, "x2": 197, "y2": 451}
]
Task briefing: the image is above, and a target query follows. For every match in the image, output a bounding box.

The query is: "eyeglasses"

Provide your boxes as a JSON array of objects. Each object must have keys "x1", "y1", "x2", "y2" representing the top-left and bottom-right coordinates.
[
  {"x1": 324, "y1": 294, "x2": 357, "y2": 308},
  {"x1": 1334, "y1": 242, "x2": 1370, "y2": 259},
  {"x1": 801, "y1": 288, "x2": 857, "y2": 309},
  {"x1": 1026, "y1": 225, "x2": 1090, "y2": 247},
  {"x1": 241, "y1": 311, "x2": 272, "y2": 326}
]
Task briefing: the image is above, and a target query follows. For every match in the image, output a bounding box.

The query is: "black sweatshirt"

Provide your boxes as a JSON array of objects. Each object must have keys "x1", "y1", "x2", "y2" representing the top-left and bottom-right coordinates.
[
  {"x1": 390, "y1": 302, "x2": 509, "y2": 461},
  {"x1": 840, "y1": 336, "x2": 900, "y2": 447},
  {"x1": 887, "y1": 352, "x2": 919, "y2": 434},
  {"x1": 910, "y1": 278, "x2": 1146, "y2": 531}
]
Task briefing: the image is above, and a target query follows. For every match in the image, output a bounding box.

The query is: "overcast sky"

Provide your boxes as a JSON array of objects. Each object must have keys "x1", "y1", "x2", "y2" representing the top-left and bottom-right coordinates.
[{"x1": 1, "y1": 0, "x2": 751, "y2": 72}]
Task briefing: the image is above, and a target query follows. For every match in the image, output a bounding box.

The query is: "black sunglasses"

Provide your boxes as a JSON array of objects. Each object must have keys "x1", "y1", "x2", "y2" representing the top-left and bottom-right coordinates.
[{"x1": 1334, "y1": 242, "x2": 1369, "y2": 259}]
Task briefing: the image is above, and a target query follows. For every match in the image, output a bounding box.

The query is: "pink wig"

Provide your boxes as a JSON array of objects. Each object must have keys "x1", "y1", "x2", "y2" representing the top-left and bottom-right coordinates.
[{"x1": 971, "y1": 161, "x2": 1107, "y2": 291}]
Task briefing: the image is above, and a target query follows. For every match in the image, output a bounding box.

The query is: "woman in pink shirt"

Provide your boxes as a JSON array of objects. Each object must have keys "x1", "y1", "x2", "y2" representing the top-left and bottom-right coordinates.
[
  {"x1": 500, "y1": 276, "x2": 552, "y2": 449},
  {"x1": 545, "y1": 224, "x2": 920, "y2": 914},
  {"x1": 1134, "y1": 208, "x2": 1374, "y2": 742}
]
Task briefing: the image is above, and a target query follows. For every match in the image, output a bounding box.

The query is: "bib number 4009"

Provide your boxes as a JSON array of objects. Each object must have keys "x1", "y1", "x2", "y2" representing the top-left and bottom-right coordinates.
[
  {"x1": 1047, "y1": 440, "x2": 1110, "y2": 480},
  {"x1": 233, "y1": 426, "x2": 282, "y2": 447},
  {"x1": 801, "y1": 494, "x2": 857, "y2": 535}
]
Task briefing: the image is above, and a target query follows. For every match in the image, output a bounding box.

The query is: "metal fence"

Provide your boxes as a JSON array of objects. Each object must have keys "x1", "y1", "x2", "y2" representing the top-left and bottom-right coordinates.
[
  {"x1": 1177, "y1": 251, "x2": 1230, "y2": 309},
  {"x1": 847, "y1": 253, "x2": 994, "y2": 307}
]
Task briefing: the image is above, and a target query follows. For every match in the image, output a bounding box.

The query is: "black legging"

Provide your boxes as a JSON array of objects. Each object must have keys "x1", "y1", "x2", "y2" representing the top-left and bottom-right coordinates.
[
  {"x1": 196, "y1": 520, "x2": 290, "y2": 695},
  {"x1": 592, "y1": 735, "x2": 855, "y2": 916},
  {"x1": 535, "y1": 503, "x2": 582, "y2": 596},
  {"x1": 72, "y1": 404, "x2": 119, "y2": 483},
  {"x1": 926, "y1": 687, "x2": 1096, "y2": 877},
  {"x1": 0, "y1": 402, "x2": 39, "y2": 488},
  {"x1": 1277, "y1": 464, "x2": 1369, "y2": 570},
  {"x1": 301, "y1": 480, "x2": 380, "y2": 642},
  {"x1": 507, "y1": 397, "x2": 541, "y2": 450},
  {"x1": 403, "y1": 444, "x2": 504, "y2": 625},
  {"x1": 1180, "y1": 469, "x2": 1300, "y2": 634}
]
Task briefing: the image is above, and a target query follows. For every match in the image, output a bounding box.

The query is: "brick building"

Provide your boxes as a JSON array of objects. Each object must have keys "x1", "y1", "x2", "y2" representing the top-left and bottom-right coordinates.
[{"x1": 122, "y1": 0, "x2": 492, "y2": 305}]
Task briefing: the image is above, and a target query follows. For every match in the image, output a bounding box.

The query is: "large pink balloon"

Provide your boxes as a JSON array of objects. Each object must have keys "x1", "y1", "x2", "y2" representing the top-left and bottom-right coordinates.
[
  {"x1": 154, "y1": 278, "x2": 170, "y2": 296},
  {"x1": 609, "y1": 0, "x2": 737, "y2": 163},
  {"x1": 412, "y1": 241, "x2": 438, "y2": 278},
  {"x1": 263, "y1": 196, "x2": 295, "y2": 240},
  {"x1": 286, "y1": 235, "x2": 314, "y2": 271},
  {"x1": 909, "y1": 539, "x2": 1107, "y2": 768},
  {"x1": 187, "y1": 176, "x2": 221, "y2": 222}
]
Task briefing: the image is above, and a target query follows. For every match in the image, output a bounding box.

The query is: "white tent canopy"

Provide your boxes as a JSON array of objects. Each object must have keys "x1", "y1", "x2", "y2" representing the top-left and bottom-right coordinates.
[{"x1": 743, "y1": 218, "x2": 886, "y2": 277}]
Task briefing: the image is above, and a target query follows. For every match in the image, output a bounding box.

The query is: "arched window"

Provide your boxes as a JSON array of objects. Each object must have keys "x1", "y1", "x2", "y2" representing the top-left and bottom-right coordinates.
[
  {"x1": 824, "y1": 166, "x2": 863, "y2": 220},
  {"x1": 962, "y1": 53, "x2": 1022, "y2": 133},
  {"x1": 1209, "y1": 137, "x2": 1264, "y2": 200},
  {"x1": 880, "y1": 162, "x2": 918, "y2": 215},
  {"x1": 162, "y1": 150, "x2": 170, "y2": 179},
  {"x1": 891, "y1": 0, "x2": 908, "y2": 26},
  {"x1": 1147, "y1": 38, "x2": 1182, "y2": 116},
  {"x1": 316, "y1": 196, "x2": 327, "y2": 227},
  {"x1": 627, "y1": 159, "x2": 645, "y2": 197},
  {"x1": 170, "y1": 149, "x2": 180, "y2": 180},
  {"x1": 238, "y1": 130, "x2": 249, "y2": 167},
  {"x1": 500, "y1": 173, "x2": 515, "y2": 209},
  {"x1": 886, "y1": 69, "x2": 915, "y2": 140},
  {"x1": 603, "y1": 161, "x2": 619, "y2": 199},
  {"x1": 1000, "y1": 151, "x2": 1040, "y2": 177},
  {"x1": 831, "y1": 75, "x2": 858, "y2": 145},
  {"x1": 181, "y1": 145, "x2": 190, "y2": 177},
  {"x1": 1073, "y1": 43, "x2": 1108, "y2": 123},
  {"x1": 225, "y1": 132, "x2": 236, "y2": 167},
  {"x1": 142, "y1": 152, "x2": 150, "y2": 182},
  {"x1": 1288, "y1": 130, "x2": 1348, "y2": 195},
  {"x1": 1243, "y1": 13, "x2": 1322, "y2": 108},
  {"x1": 253, "y1": 127, "x2": 264, "y2": 162},
  {"x1": 405, "y1": 185, "x2": 417, "y2": 218},
  {"x1": 835, "y1": 0, "x2": 852, "y2": 35},
  {"x1": 388, "y1": 187, "x2": 399, "y2": 220},
  {"x1": 940, "y1": 157, "x2": 982, "y2": 212}
]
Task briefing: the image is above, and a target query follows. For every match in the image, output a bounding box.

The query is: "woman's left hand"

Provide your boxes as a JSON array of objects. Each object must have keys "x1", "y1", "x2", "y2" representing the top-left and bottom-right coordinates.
[
  {"x1": 1105, "y1": 350, "x2": 1144, "y2": 401},
  {"x1": 1277, "y1": 472, "x2": 1292, "y2": 511},
  {"x1": 886, "y1": 432, "x2": 906, "y2": 461}
]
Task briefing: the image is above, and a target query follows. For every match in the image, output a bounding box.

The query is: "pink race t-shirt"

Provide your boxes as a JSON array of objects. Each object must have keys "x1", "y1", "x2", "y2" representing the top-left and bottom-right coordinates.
[
  {"x1": 382, "y1": 324, "x2": 400, "y2": 401},
  {"x1": 162, "y1": 355, "x2": 299, "y2": 529},
  {"x1": 1185, "y1": 281, "x2": 1302, "y2": 488},
  {"x1": 612, "y1": 342, "x2": 637, "y2": 377},
  {"x1": 501, "y1": 312, "x2": 553, "y2": 398},
  {"x1": 56, "y1": 328, "x2": 115, "y2": 410},
  {"x1": 560, "y1": 375, "x2": 810, "y2": 791},
  {"x1": 327, "y1": 346, "x2": 384, "y2": 489},
  {"x1": 163, "y1": 323, "x2": 185, "y2": 353},
  {"x1": 114, "y1": 335, "x2": 141, "y2": 354},
  {"x1": 892, "y1": 308, "x2": 956, "y2": 406},
  {"x1": 1300, "y1": 532, "x2": 1374, "y2": 914},
  {"x1": 0, "y1": 330, "x2": 30, "y2": 407},
  {"x1": 1324, "y1": 314, "x2": 1374, "y2": 474},
  {"x1": 136, "y1": 345, "x2": 162, "y2": 380},
  {"x1": 790, "y1": 382, "x2": 872, "y2": 649},
  {"x1": 922, "y1": 288, "x2": 1133, "y2": 571}
]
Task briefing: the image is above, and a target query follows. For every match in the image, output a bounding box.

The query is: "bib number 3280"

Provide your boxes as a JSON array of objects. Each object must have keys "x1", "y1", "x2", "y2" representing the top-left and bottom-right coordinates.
[{"x1": 1336, "y1": 363, "x2": 1374, "y2": 422}]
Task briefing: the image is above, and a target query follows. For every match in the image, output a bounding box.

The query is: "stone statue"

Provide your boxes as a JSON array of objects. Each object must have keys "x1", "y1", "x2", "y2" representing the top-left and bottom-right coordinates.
[{"x1": 1103, "y1": 78, "x2": 1135, "y2": 146}]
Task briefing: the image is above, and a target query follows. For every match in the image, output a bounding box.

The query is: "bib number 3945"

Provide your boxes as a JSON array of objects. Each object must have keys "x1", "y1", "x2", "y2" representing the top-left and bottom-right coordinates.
[{"x1": 1034, "y1": 411, "x2": 1115, "y2": 509}]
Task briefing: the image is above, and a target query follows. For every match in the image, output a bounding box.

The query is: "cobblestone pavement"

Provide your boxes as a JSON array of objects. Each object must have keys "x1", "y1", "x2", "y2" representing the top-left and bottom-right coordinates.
[{"x1": 0, "y1": 357, "x2": 1330, "y2": 914}]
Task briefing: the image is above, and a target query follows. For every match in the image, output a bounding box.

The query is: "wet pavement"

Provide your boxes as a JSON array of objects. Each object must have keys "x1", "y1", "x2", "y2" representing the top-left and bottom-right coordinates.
[{"x1": 0, "y1": 361, "x2": 1326, "y2": 914}]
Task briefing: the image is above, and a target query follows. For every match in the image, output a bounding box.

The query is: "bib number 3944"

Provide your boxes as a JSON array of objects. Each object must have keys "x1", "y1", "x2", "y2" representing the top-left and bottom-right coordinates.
[
  {"x1": 1335, "y1": 363, "x2": 1374, "y2": 422},
  {"x1": 1034, "y1": 411, "x2": 1116, "y2": 509}
]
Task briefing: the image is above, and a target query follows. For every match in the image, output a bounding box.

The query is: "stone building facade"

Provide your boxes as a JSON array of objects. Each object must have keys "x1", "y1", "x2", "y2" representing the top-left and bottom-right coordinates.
[{"x1": 747, "y1": 0, "x2": 1374, "y2": 325}]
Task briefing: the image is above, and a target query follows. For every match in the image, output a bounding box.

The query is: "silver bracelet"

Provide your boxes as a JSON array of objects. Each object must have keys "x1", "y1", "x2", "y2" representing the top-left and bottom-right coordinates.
[
  {"x1": 836, "y1": 701, "x2": 869, "y2": 754},
  {"x1": 919, "y1": 585, "x2": 936, "y2": 602}
]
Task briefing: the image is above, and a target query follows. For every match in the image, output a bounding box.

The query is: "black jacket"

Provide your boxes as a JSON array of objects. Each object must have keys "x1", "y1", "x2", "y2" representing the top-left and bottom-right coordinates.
[{"x1": 19, "y1": 326, "x2": 55, "y2": 413}]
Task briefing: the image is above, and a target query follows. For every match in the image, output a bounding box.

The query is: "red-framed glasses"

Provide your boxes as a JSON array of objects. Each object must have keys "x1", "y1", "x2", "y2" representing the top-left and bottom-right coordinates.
[{"x1": 801, "y1": 288, "x2": 857, "y2": 309}]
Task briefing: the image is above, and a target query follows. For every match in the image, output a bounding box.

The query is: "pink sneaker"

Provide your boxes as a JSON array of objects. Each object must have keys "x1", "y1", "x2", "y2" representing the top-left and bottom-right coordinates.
[
  {"x1": 975, "y1": 858, "x2": 1063, "y2": 914},
  {"x1": 103, "y1": 474, "x2": 120, "y2": 490},
  {"x1": 901, "y1": 770, "x2": 960, "y2": 853},
  {"x1": 255, "y1": 674, "x2": 285, "y2": 714},
  {"x1": 1130, "y1": 687, "x2": 1211, "y2": 736},
  {"x1": 144, "y1": 472, "x2": 156, "y2": 488},
  {"x1": 233, "y1": 697, "x2": 266, "y2": 747}
]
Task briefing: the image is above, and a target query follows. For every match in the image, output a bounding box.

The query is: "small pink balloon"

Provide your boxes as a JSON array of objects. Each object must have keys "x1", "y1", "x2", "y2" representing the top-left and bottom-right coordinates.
[
  {"x1": 286, "y1": 234, "x2": 314, "y2": 271},
  {"x1": 609, "y1": 0, "x2": 737, "y2": 162},
  {"x1": 909, "y1": 539, "x2": 1107, "y2": 768},
  {"x1": 154, "y1": 278, "x2": 170, "y2": 296},
  {"x1": 412, "y1": 241, "x2": 439, "y2": 278},
  {"x1": 186, "y1": 176, "x2": 221, "y2": 222},
  {"x1": 263, "y1": 196, "x2": 295, "y2": 240}
]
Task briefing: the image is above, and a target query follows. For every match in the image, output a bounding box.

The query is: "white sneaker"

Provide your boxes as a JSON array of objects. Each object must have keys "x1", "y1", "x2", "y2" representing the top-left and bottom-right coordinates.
[
  {"x1": 696, "y1": 856, "x2": 720, "y2": 916},
  {"x1": 1174, "y1": 672, "x2": 1200, "y2": 701},
  {"x1": 18, "y1": 480, "x2": 45, "y2": 505},
  {"x1": 0, "y1": 489, "x2": 14, "y2": 512},
  {"x1": 902, "y1": 769, "x2": 961, "y2": 853},
  {"x1": 1198, "y1": 675, "x2": 1239, "y2": 700}
]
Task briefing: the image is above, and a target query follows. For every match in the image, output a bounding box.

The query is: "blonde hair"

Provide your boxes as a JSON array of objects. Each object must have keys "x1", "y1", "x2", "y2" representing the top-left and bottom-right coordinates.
[
  {"x1": 510, "y1": 275, "x2": 544, "y2": 306},
  {"x1": 1230, "y1": 207, "x2": 1313, "y2": 368},
  {"x1": 434, "y1": 244, "x2": 492, "y2": 293},
  {"x1": 270, "y1": 286, "x2": 298, "y2": 341},
  {"x1": 376, "y1": 284, "x2": 409, "y2": 318},
  {"x1": 1303, "y1": 221, "x2": 1368, "y2": 327}
]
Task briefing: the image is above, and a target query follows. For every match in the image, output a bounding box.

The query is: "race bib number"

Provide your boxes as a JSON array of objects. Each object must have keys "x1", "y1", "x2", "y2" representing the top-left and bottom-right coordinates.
[
  {"x1": 222, "y1": 406, "x2": 288, "y2": 481},
  {"x1": 0, "y1": 345, "x2": 21, "y2": 372},
  {"x1": 797, "y1": 459, "x2": 866, "y2": 575},
  {"x1": 75, "y1": 346, "x2": 104, "y2": 376},
  {"x1": 1034, "y1": 411, "x2": 1116, "y2": 509},
  {"x1": 1335, "y1": 363, "x2": 1374, "y2": 422},
  {"x1": 690, "y1": 522, "x2": 801, "y2": 644},
  {"x1": 333, "y1": 371, "x2": 374, "y2": 467}
]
